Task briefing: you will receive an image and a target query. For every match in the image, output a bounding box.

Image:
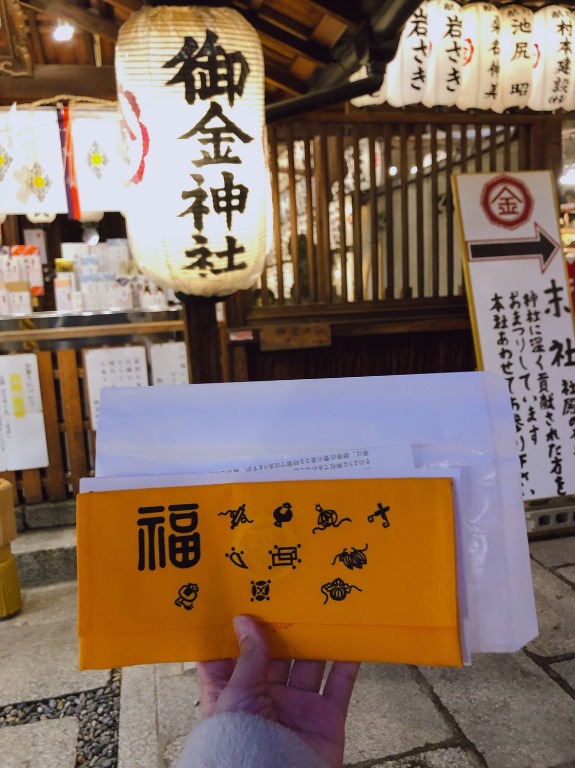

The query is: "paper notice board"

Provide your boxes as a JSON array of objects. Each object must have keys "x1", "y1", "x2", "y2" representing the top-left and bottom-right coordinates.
[
  {"x1": 453, "y1": 171, "x2": 575, "y2": 500},
  {"x1": 0, "y1": 354, "x2": 48, "y2": 471},
  {"x1": 84, "y1": 346, "x2": 149, "y2": 431}
]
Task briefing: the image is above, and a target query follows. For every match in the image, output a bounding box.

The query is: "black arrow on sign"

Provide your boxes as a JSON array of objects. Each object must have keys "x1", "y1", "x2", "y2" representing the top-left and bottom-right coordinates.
[{"x1": 468, "y1": 223, "x2": 559, "y2": 272}]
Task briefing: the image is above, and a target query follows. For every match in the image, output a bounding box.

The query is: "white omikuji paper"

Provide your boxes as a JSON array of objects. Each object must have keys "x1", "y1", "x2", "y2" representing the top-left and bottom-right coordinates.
[
  {"x1": 93, "y1": 371, "x2": 538, "y2": 657},
  {"x1": 0, "y1": 353, "x2": 48, "y2": 470}
]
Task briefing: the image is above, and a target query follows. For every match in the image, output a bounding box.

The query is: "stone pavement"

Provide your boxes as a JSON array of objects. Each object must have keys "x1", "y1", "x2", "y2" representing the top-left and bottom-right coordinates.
[{"x1": 1, "y1": 529, "x2": 574, "y2": 768}]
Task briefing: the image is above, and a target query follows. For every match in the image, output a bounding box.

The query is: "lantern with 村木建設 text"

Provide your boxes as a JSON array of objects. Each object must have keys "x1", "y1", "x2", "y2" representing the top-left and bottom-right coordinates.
[
  {"x1": 114, "y1": 2, "x2": 268, "y2": 297},
  {"x1": 528, "y1": 5, "x2": 575, "y2": 112}
]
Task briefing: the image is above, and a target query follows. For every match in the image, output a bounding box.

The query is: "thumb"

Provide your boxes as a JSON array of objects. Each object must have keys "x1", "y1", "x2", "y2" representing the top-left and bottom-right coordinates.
[
  {"x1": 213, "y1": 615, "x2": 275, "y2": 717},
  {"x1": 229, "y1": 614, "x2": 269, "y2": 690}
]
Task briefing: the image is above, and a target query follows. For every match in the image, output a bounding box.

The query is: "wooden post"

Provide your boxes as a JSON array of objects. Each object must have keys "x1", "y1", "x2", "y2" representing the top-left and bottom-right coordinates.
[{"x1": 179, "y1": 295, "x2": 223, "y2": 384}]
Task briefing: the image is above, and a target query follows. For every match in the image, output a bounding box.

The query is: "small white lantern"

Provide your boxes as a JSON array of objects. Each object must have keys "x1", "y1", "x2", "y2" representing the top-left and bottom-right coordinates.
[
  {"x1": 494, "y1": 4, "x2": 534, "y2": 113},
  {"x1": 457, "y1": 3, "x2": 501, "y2": 111},
  {"x1": 26, "y1": 212, "x2": 57, "y2": 224},
  {"x1": 383, "y1": 3, "x2": 430, "y2": 108},
  {"x1": 115, "y1": 3, "x2": 268, "y2": 298},
  {"x1": 349, "y1": 65, "x2": 385, "y2": 108},
  {"x1": 422, "y1": 0, "x2": 464, "y2": 108},
  {"x1": 528, "y1": 5, "x2": 575, "y2": 112}
]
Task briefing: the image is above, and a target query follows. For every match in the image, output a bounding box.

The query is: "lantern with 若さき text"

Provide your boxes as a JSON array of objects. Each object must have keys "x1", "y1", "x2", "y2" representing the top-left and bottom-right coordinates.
[
  {"x1": 114, "y1": 3, "x2": 268, "y2": 297},
  {"x1": 422, "y1": 0, "x2": 464, "y2": 108},
  {"x1": 382, "y1": 3, "x2": 430, "y2": 108}
]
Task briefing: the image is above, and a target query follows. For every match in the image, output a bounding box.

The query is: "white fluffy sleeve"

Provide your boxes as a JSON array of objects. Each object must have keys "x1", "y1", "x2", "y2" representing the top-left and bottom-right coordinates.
[{"x1": 175, "y1": 710, "x2": 331, "y2": 768}]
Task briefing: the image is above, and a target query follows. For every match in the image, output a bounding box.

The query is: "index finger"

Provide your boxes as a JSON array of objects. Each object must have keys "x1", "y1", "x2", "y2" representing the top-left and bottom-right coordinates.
[{"x1": 322, "y1": 661, "x2": 361, "y2": 714}]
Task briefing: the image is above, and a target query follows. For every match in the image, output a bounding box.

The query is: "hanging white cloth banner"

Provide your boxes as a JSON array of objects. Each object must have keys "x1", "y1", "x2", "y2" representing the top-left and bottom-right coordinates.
[
  {"x1": 71, "y1": 108, "x2": 128, "y2": 216},
  {"x1": 494, "y1": 4, "x2": 534, "y2": 113},
  {"x1": 422, "y1": 0, "x2": 464, "y2": 108},
  {"x1": 528, "y1": 5, "x2": 575, "y2": 112},
  {"x1": 457, "y1": 2, "x2": 502, "y2": 112},
  {"x1": 0, "y1": 108, "x2": 67, "y2": 216}
]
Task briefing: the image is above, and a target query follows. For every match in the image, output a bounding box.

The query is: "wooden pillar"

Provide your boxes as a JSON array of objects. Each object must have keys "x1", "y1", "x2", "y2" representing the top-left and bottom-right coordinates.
[{"x1": 179, "y1": 295, "x2": 223, "y2": 384}]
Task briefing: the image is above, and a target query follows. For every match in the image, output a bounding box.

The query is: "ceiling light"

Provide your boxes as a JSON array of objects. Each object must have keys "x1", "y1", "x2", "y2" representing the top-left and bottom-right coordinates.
[{"x1": 53, "y1": 20, "x2": 74, "y2": 42}]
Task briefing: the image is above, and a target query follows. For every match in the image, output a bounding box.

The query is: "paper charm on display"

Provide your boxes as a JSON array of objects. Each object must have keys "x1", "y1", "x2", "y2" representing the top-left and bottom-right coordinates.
[
  {"x1": 115, "y1": 5, "x2": 268, "y2": 297},
  {"x1": 0, "y1": 354, "x2": 49, "y2": 471}
]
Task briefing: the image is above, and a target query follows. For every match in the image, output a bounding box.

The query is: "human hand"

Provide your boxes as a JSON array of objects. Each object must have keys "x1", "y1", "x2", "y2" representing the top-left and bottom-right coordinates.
[{"x1": 196, "y1": 615, "x2": 360, "y2": 768}]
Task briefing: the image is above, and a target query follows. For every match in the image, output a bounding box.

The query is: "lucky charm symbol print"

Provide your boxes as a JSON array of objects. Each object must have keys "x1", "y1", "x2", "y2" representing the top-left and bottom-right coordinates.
[{"x1": 77, "y1": 476, "x2": 459, "y2": 668}]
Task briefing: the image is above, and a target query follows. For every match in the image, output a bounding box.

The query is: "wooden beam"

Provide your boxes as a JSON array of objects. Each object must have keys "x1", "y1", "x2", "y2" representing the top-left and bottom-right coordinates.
[
  {"x1": 24, "y1": 0, "x2": 121, "y2": 41},
  {"x1": 102, "y1": 0, "x2": 142, "y2": 14},
  {"x1": 0, "y1": 64, "x2": 117, "y2": 103},
  {"x1": 264, "y1": 62, "x2": 306, "y2": 96},
  {"x1": 308, "y1": 0, "x2": 362, "y2": 28},
  {"x1": 242, "y1": 9, "x2": 332, "y2": 65}
]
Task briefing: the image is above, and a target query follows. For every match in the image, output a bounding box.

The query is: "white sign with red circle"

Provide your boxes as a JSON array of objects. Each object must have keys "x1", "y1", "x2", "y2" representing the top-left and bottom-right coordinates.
[{"x1": 453, "y1": 170, "x2": 575, "y2": 501}]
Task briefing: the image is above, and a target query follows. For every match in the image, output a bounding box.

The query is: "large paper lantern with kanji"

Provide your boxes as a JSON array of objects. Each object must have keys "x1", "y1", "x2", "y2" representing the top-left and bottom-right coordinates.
[
  {"x1": 528, "y1": 5, "x2": 575, "y2": 112},
  {"x1": 383, "y1": 3, "x2": 430, "y2": 108},
  {"x1": 456, "y1": 3, "x2": 501, "y2": 112},
  {"x1": 422, "y1": 0, "x2": 464, "y2": 108},
  {"x1": 494, "y1": 4, "x2": 534, "y2": 113},
  {"x1": 115, "y1": 3, "x2": 267, "y2": 297}
]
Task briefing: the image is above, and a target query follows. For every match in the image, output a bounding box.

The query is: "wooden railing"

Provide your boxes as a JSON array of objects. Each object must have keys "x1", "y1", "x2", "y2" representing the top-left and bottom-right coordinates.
[
  {"x1": 259, "y1": 110, "x2": 556, "y2": 309},
  {"x1": 0, "y1": 316, "x2": 185, "y2": 506}
]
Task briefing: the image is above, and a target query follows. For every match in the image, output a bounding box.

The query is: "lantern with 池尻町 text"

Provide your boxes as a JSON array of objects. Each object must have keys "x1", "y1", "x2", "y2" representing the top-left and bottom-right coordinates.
[{"x1": 114, "y1": 2, "x2": 268, "y2": 297}]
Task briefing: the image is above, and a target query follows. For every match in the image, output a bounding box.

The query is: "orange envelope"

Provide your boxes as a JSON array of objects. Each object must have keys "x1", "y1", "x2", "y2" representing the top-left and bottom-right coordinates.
[{"x1": 76, "y1": 476, "x2": 463, "y2": 669}]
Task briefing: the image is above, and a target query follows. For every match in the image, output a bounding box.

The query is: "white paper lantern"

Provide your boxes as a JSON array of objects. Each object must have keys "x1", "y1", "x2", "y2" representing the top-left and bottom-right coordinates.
[
  {"x1": 457, "y1": 3, "x2": 501, "y2": 111},
  {"x1": 25, "y1": 212, "x2": 57, "y2": 224},
  {"x1": 115, "y1": 4, "x2": 268, "y2": 298},
  {"x1": 494, "y1": 4, "x2": 534, "y2": 112},
  {"x1": 528, "y1": 5, "x2": 575, "y2": 112},
  {"x1": 383, "y1": 3, "x2": 430, "y2": 107},
  {"x1": 349, "y1": 65, "x2": 385, "y2": 107},
  {"x1": 422, "y1": 0, "x2": 464, "y2": 108}
]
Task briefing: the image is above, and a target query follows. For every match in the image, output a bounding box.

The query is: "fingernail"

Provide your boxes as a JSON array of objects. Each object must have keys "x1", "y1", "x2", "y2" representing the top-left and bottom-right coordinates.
[{"x1": 233, "y1": 615, "x2": 252, "y2": 646}]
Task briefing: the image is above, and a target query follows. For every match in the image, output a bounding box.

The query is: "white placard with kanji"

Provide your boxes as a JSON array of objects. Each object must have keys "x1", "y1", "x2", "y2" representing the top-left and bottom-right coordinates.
[
  {"x1": 150, "y1": 342, "x2": 189, "y2": 386},
  {"x1": 0, "y1": 354, "x2": 49, "y2": 470},
  {"x1": 453, "y1": 171, "x2": 575, "y2": 500},
  {"x1": 84, "y1": 347, "x2": 149, "y2": 431}
]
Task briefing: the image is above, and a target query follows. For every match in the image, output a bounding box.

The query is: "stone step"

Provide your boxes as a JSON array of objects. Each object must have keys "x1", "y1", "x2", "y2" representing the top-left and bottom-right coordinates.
[{"x1": 11, "y1": 526, "x2": 77, "y2": 588}]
